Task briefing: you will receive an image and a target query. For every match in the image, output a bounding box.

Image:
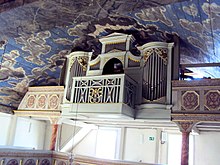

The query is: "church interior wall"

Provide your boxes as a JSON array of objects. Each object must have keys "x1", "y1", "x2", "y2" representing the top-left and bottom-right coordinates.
[
  {"x1": 194, "y1": 132, "x2": 220, "y2": 165},
  {"x1": 63, "y1": 124, "x2": 220, "y2": 165},
  {"x1": 2, "y1": 113, "x2": 220, "y2": 165},
  {"x1": 13, "y1": 117, "x2": 47, "y2": 150},
  {"x1": 0, "y1": 113, "x2": 48, "y2": 150}
]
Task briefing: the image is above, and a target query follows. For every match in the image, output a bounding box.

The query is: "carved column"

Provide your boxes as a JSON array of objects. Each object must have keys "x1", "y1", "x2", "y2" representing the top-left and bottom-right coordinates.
[
  {"x1": 181, "y1": 131, "x2": 190, "y2": 165},
  {"x1": 175, "y1": 121, "x2": 196, "y2": 165},
  {"x1": 49, "y1": 118, "x2": 59, "y2": 151}
]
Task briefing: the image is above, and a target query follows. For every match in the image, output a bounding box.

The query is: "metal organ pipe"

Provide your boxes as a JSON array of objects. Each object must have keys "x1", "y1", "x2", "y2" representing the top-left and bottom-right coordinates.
[{"x1": 142, "y1": 45, "x2": 170, "y2": 103}]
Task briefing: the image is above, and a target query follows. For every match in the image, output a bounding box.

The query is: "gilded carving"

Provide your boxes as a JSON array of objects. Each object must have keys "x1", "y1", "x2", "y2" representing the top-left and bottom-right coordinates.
[
  {"x1": 69, "y1": 57, "x2": 76, "y2": 70},
  {"x1": 77, "y1": 57, "x2": 88, "y2": 71},
  {"x1": 143, "y1": 48, "x2": 167, "y2": 64},
  {"x1": 108, "y1": 49, "x2": 122, "y2": 53},
  {"x1": 89, "y1": 87, "x2": 102, "y2": 103},
  {"x1": 106, "y1": 41, "x2": 125, "y2": 45},
  {"x1": 103, "y1": 56, "x2": 124, "y2": 67},
  {"x1": 143, "y1": 49, "x2": 153, "y2": 62},
  {"x1": 155, "y1": 48, "x2": 168, "y2": 63},
  {"x1": 89, "y1": 60, "x2": 100, "y2": 67},
  {"x1": 128, "y1": 56, "x2": 140, "y2": 62}
]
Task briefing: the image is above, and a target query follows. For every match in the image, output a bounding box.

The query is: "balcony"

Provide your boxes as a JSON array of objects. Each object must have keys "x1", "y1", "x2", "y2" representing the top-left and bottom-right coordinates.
[
  {"x1": 0, "y1": 149, "x2": 163, "y2": 165},
  {"x1": 172, "y1": 79, "x2": 220, "y2": 121},
  {"x1": 14, "y1": 86, "x2": 64, "y2": 120},
  {"x1": 62, "y1": 74, "x2": 137, "y2": 119}
]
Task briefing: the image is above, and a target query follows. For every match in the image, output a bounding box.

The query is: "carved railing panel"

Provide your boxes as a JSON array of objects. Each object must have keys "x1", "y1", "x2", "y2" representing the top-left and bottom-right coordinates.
[
  {"x1": 73, "y1": 155, "x2": 163, "y2": 165},
  {"x1": 0, "y1": 149, "x2": 163, "y2": 165},
  {"x1": 70, "y1": 74, "x2": 137, "y2": 108},
  {"x1": 0, "y1": 150, "x2": 68, "y2": 165},
  {"x1": 172, "y1": 79, "x2": 220, "y2": 113},
  {"x1": 17, "y1": 86, "x2": 64, "y2": 111}
]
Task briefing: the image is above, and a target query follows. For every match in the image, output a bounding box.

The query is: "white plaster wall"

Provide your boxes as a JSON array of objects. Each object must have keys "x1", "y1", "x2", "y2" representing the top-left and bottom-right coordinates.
[
  {"x1": 0, "y1": 113, "x2": 12, "y2": 146},
  {"x1": 72, "y1": 129, "x2": 97, "y2": 157},
  {"x1": 72, "y1": 127, "x2": 167, "y2": 164},
  {"x1": 194, "y1": 132, "x2": 220, "y2": 165},
  {"x1": 123, "y1": 128, "x2": 158, "y2": 163},
  {"x1": 13, "y1": 117, "x2": 46, "y2": 149},
  {"x1": 43, "y1": 121, "x2": 52, "y2": 150}
]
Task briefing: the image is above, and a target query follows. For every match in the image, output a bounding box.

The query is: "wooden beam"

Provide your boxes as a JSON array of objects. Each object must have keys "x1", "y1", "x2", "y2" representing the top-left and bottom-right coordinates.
[
  {"x1": 181, "y1": 63, "x2": 220, "y2": 68},
  {"x1": 172, "y1": 34, "x2": 180, "y2": 80}
]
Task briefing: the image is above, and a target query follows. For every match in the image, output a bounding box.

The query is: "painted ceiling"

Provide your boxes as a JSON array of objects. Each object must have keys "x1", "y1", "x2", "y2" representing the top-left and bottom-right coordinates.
[{"x1": 0, "y1": 0, "x2": 220, "y2": 113}]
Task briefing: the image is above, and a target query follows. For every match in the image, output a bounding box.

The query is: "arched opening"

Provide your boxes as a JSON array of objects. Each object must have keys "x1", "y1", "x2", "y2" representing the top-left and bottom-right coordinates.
[{"x1": 102, "y1": 58, "x2": 124, "y2": 75}]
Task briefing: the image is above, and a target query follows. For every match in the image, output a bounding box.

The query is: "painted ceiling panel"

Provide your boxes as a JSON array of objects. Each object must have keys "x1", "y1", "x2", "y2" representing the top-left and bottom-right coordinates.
[{"x1": 0, "y1": 0, "x2": 220, "y2": 113}]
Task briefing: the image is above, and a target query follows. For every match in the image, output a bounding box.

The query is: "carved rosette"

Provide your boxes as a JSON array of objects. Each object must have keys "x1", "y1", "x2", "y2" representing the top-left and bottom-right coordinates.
[
  {"x1": 6, "y1": 159, "x2": 18, "y2": 165},
  {"x1": 24, "y1": 159, "x2": 35, "y2": 165},
  {"x1": 26, "y1": 95, "x2": 36, "y2": 108},
  {"x1": 181, "y1": 91, "x2": 199, "y2": 111},
  {"x1": 89, "y1": 87, "x2": 103, "y2": 103},
  {"x1": 49, "y1": 94, "x2": 59, "y2": 109},
  {"x1": 205, "y1": 90, "x2": 220, "y2": 111},
  {"x1": 37, "y1": 95, "x2": 47, "y2": 108},
  {"x1": 40, "y1": 159, "x2": 50, "y2": 165}
]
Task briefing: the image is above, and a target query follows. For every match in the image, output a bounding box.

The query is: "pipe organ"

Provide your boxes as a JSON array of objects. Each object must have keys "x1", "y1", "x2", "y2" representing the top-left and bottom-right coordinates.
[
  {"x1": 139, "y1": 42, "x2": 174, "y2": 104},
  {"x1": 64, "y1": 52, "x2": 90, "y2": 101},
  {"x1": 63, "y1": 33, "x2": 174, "y2": 106}
]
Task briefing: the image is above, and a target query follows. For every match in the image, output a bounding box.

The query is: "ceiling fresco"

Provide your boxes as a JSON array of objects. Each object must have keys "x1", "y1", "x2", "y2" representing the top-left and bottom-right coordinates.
[{"x1": 0, "y1": 0, "x2": 220, "y2": 113}]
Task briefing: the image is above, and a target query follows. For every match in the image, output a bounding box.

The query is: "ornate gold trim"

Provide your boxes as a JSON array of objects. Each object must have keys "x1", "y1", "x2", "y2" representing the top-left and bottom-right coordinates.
[
  {"x1": 28, "y1": 86, "x2": 64, "y2": 92},
  {"x1": 69, "y1": 56, "x2": 76, "y2": 70},
  {"x1": 143, "y1": 48, "x2": 168, "y2": 65},
  {"x1": 105, "y1": 41, "x2": 125, "y2": 45},
  {"x1": 13, "y1": 110, "x2": 61, "y2": 118},
  {"x1": 77, "y1": 56, "x2": 88, "y2": 71},
  {"x1": 108, "y1": 49, "x2": 122, "y2": 53},
  {"x1": 89, "y1": 60, "x2": 100, "y2": 67},
  {"x1": 128, "y1": 56, "x2": 140, "y2": 63}
]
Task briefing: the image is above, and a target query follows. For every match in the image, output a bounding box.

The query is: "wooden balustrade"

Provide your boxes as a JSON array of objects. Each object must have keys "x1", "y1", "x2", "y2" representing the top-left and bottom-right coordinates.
[
  {"x1": 172, "y1": 79, "x2": 220, "y2": 115},
  {"x1": 0, "y1": 149, "x2": 163, "y2": 165}
]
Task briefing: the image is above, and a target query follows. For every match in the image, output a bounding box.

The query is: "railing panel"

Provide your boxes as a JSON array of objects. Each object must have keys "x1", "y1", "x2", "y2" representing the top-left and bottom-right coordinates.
[
  {"x1": 172, "y1": 79, "x2": 220, "y2": 113},
  {"x1": 0, "y1": 149, "x2": 163, "y2": 165},
  {"x1": 124, "y1": 75, "x2": 137, "y2": 108},
  {"x1": 0, "y1": 149, "x2": 69, "y2": 165},
  {"x1": 70, "y1": 74, "x2": 137, "y2": 108},
  {"x1": 17, "y1": 86, "x2": 64, "y2": 111}
]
